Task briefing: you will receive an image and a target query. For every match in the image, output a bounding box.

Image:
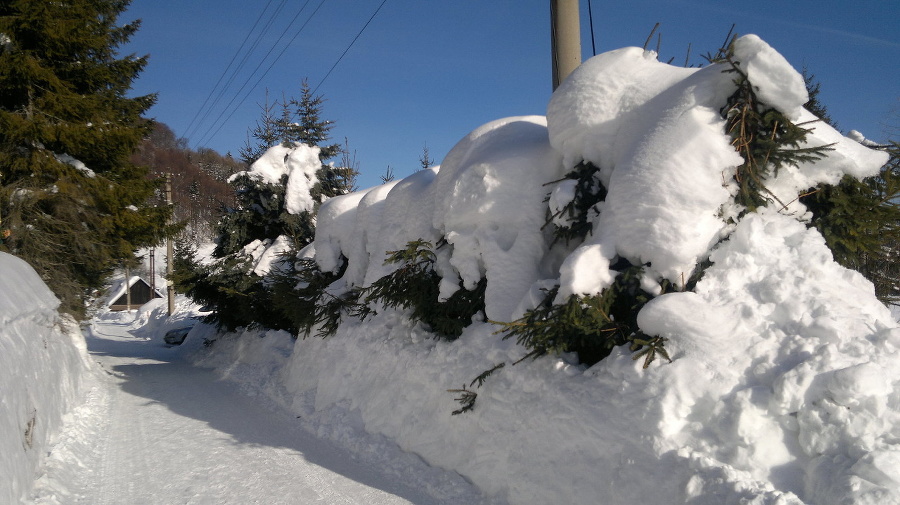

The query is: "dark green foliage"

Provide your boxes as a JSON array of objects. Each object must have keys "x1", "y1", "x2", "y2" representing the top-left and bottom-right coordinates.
[
  {"x1": 239, "y1": 80, "x2": 354, "y2": 193},
  {"x1": 794, "y1": 71, "x2": 899, "y2": 307},
  {"x1": 712, "y1": 38, "x2": 832, "y2": 212},
  {"x1": 238, "y1": 81, "x2": 345, "y2": 163},
  {"x1": 496, "y1": 260, "x2": 664, "y2": 366},
  {"x1": 239, "y1": 90, "x2": 281, "y2": 165},
  {"x1": 214, "y1": 173, "x2": 316, "y2": 257},
  {"x1": 0, "y1": 0, "x2": 171, "y2": 316},
  {"x1": 447, "y1": 387, "x2": 478, "y2": 415},
  {"x1": 270, "y1": 257, "x2": 363, "y2": 338},
  {"x1": 628, "y1": 335, "x2": 672, "y2": 369},
  {"x1": 363, "y1": 239, "x2": 487, "y2": 341},
  {"x1": 179, "y1": 170, "x2": 315, "y2": 331},
  {"x1": 173, "y1": 240, "x2": 290, "y2": 331},
  {"x1": 446, "y1": 362, "x2": 504, "y2": 415},
  {"x1": 803, "y1": 143, "x2": 900, "y2": 306},
  {"x1": 177, "y1": 80, "x2": 358, "y2": 331},
  {"x1": 470, "y1": 362, "x2": 505, "y2": 388},
  {"x1": 286, "y1": 80, "x2": 342, "y2": 161},
  {"x1": 545, "y1": 161, "x2": 606, "y2": 245}
]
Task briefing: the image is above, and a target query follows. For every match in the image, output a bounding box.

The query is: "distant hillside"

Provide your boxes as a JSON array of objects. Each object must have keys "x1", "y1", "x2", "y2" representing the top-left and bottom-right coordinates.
[{"x1": 131, "y1": 122, "x2": 242, "y2": 241}]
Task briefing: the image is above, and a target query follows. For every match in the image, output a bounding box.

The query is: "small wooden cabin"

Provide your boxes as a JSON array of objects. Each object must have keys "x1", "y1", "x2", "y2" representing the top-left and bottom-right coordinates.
[{"x1": 108, "y1": 277, "x2": 163, "y2": 311}]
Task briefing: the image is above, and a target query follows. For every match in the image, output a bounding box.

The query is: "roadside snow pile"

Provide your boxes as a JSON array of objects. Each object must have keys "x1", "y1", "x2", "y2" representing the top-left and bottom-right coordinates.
[
  {"x1": 0, "y1": 253, "x2": 92, "y2": 504},
  {"x1": 193, "y1": 35, "x2": 898, "y2": 505}
]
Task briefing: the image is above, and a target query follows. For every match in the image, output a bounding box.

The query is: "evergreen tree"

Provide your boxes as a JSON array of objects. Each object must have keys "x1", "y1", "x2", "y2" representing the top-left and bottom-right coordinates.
[
  {"x1": 176, "y1": 81, "x2": 357, "y2": 330},
  {"x1": 797, "y1": 74, "x2": 899, "y2": 307},
  {"x1": 0, "y1": 0, "x2": 170, "y2": 316},
  {"x1": 238, "y1": 89, "x2": 279, "y2": 165},
  {"x1": 285, "y1": 80, "x2": 341, "y2": 160}
]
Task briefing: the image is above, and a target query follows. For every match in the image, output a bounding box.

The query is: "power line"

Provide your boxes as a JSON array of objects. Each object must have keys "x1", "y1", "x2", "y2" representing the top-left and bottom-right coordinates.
[
  {"x1": 190, "y1": 0, "x2": 291, "y2": 140},
  {"x1": 196, "y1": 0, "x2": 327, "y2": 147},
  {"x1": 588, "y1": 0, "x2": 597, "y2": 56},
  {"x1": 186, "y1": 0, "x2": 291, "y2": 142},
  {"x1": 311, "y1": 0, "x2": 389, "y2": 96},
  {"x1": 182, "y1": 0, "x2": 282, "y2": 141}
]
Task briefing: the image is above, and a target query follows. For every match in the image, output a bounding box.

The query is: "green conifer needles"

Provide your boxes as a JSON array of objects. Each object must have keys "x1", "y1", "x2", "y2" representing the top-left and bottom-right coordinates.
[
  {"x1": 545, "y1": 161, "x2": 606, "y2": 245},
  {"x1": 496, "y1": 262, "x2": 666, "y2": 367},
  {"x1": 714, "y1": 39, "x2": 832, "y2": 212},
  {"x1": 363, "y1": 240, "x2": 486, "y2": 341},
  {"x1": 0, "y1": 0, "x2": 170, "y2": 316}
]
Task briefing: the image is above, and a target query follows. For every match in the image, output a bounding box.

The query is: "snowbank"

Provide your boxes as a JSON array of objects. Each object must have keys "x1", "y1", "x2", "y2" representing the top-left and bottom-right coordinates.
[
  {"x1": 0, "y1": 253, "x2": 92, "y2": 503},
  {"x1": 189, "y1": 35, "x2": 897, "y2": 504}
]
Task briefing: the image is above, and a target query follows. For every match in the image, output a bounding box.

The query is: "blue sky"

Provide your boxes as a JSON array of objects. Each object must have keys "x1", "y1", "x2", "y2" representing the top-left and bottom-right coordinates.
[{"x1": 123, "y1": 0, "x2": 900, "y2": 190}]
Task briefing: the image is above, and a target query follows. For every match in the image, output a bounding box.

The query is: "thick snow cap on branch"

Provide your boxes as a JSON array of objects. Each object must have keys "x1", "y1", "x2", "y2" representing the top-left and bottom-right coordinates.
[
  {"x1": 546, "y1": 34, "x2": 888, "y2": 294},
  {"x1": 228, "y1": 143, "x2": 321, "y2": 215}
]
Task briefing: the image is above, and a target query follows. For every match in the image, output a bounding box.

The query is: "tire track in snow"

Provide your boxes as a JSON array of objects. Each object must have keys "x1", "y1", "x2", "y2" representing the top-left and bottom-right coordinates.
[
  {"x1": 95, "y1": 363, "x2": 141, "y2": 505},
  {"x1": 53, "y1": 316, "x2": 468, "y2": 505}
]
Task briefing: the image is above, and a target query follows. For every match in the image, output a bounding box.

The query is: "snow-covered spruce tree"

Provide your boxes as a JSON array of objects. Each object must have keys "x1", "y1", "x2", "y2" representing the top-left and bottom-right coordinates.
[
  {"x1": 361, "y1": 239, "x2": 487, "y2": 341},
  {"x1": 795, "y1": 74, "x2": 900, "y2": 307},
  {"x1": 498, "y1": 162, "x2": 672, "y2": 366},
  {"x1": 176, "y1": 83, "x2": 357, "y2": 331},
  {"x1": 802, "y1": 142, "x2": 899, "y2": 306},
  {"x1": 0, "y1": 0, "x2": 171, "y2": 316},
  {"x1": 239, "y1": 80, "x2": 355, "y2": 190},
  {"x1": 176, "y1": 149, "x2": 317, "y2": 331},
  {"x1": 714, "y1": 39, "x2": 831, "y2": 213},
  {"x1": 238, "y1": 89, "x2": 280, "y2": 166},
  {"x1": 499, "y1": 38, "x2": 841, "y2": 368}
]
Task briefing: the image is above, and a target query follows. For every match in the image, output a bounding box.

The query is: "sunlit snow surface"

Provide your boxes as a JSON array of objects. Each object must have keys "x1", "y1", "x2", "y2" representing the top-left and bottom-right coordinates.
[
  {"x1": 0, "y1": 253, "x2": 91, "y2": 504},
  {"x1": 269, "y1": 35, "x2": 898, "y2": 505},
  {"x1": 3, "y1": 34, "x2": 899, "y2": 505},
  {"x1": 2, "y1": 285, "x2": 495, "y2": 504}
]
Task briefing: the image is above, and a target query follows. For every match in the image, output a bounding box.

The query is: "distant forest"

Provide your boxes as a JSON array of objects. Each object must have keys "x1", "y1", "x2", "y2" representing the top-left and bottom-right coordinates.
[{"x1": 131, "y1": 122, "x2": 242, "y2": 241}]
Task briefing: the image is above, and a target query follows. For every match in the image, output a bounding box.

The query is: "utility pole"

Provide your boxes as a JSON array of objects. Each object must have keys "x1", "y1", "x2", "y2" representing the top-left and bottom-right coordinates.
[
  {"x1": 165, "y1": 174, "x2": 175, "y2": 316},
  {"x1": 125, "y1": 265, "x2": 132, "y2": 310},
  {"x1": 551, "y1": 0, "x2": 582, "y2": 90},
  {"x1": 149, "y1": 247, "x2": 156, "y2": 295}
]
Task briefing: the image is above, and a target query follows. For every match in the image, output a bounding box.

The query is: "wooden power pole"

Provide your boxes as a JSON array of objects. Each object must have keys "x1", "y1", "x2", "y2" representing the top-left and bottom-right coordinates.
[
  {"x1": 165, "y1": 174, "x2": 175, "y2": 316},
  {"x1": 551, "y1": 0, "x2": 582, "y2": 90}
]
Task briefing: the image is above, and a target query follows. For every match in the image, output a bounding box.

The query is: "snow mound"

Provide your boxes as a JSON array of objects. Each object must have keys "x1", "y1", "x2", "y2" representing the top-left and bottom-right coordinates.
[
  {"x1": 205, "y1": 35, "x2": 895, "y2": 505},
  {"x1": 0, "y1": 253, "x2": 92, "y2": 503}
]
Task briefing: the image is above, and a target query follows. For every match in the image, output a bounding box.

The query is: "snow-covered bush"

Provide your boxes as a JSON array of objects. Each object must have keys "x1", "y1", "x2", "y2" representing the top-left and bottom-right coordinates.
[
  {"x1": 361, "y1": 239, "x2": 487, "y2": 340},
  {"x1": 265, "y1": 34, "x2": 898, "y2": 505}
]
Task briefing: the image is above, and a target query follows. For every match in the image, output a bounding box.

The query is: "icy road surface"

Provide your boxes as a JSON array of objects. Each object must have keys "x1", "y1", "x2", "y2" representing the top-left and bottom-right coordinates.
[{"x1": 28, "y1": 315, "x2": 490, "y2": 505}]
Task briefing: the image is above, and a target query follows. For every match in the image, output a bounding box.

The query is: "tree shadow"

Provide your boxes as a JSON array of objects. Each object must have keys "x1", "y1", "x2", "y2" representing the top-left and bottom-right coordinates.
[{"x1": 83, "y1": 328, "x2": 473, "y2": 505}]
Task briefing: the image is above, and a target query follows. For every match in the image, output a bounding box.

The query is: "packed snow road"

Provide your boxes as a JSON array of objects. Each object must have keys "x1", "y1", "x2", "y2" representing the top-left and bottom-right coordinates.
[{"x1": 28, "y1": 315, "x2": 485, "y2": 505}]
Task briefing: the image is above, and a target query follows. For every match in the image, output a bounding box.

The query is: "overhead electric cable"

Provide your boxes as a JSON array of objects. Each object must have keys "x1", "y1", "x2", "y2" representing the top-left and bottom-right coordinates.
[
  {"x1": 189, "y1": 0, "x2": 289, "y2": 139},
  {"x1": 182, "y1": 0, "x2": 277, "y2": 141},
  {"x1": 312, "y1": 0, "x2": 389, "y2": 96},
  {"x1": 196, "y1": 0, "x2": 326, "y2": 147},
  {"x1": 186, "y1": 0, "x2": 291, "y2": 141},
  {"x1": 588, "y1": 0, "x2": 597, "y2": 56}
]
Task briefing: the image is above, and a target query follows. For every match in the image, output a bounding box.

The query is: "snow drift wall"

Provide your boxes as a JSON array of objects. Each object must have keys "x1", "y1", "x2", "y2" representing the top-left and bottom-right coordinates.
[
  {"x1": 0, "y1": 253, "x2": 92, "y2": 503},
  {"x1": 195, "y1": 35, "x2": 899, "y2": 505}
]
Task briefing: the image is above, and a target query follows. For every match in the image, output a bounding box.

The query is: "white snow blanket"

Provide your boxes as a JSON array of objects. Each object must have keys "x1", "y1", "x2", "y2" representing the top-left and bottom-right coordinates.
[
  {"x1": 203, "y1": 35, "x2": 898, "y2": 505},
  {"x1": 0, "y1": 253, "x2": 92, "y2": 503}
]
